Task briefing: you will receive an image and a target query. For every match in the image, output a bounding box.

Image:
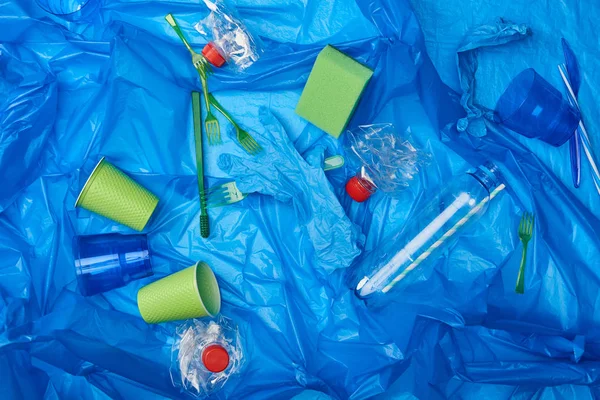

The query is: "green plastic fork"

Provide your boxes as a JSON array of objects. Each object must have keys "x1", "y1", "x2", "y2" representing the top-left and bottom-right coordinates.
[
  {"x1": 165, "y1": 14, "x2": 207, "y2": 71},
  {"x1": 198, "y1": 65, "x2": 222, "y2": 145},
  {"x1": 515, "y1": 212, "x2": 535, "y2": 294},
  {"x1": 204, "y1": 181, "x2": 247, "y2": 209},
  {"x1": 165, "y1": 14, "x2": 221, "y2": 145},
  {"x1": 208, "y1": 93, "x2": 263, "y2": 155}
]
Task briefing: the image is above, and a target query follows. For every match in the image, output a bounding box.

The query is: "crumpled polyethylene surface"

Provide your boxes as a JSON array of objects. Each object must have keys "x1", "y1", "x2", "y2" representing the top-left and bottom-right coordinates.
[
  {"x1": 1, "y1": 0, "x2": 599, "y2": 398},
  {"x1": 0, "y1": 44, "x2": 57, "y2": 212}
]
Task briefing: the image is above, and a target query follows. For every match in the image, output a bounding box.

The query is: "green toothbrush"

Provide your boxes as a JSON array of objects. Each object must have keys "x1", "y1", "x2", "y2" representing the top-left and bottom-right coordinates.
[{"x1": 192, "y1": 91, "x2": 210, "y2": 238}]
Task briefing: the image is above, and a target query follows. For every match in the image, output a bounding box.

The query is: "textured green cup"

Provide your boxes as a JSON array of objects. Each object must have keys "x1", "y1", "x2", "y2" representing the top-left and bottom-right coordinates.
[
  {"x1": 137, "y1": 262, "x2": 221, "y2": 324},
  {"x1": 75, "y1": 157, "x2": 159, "y2": 232}
]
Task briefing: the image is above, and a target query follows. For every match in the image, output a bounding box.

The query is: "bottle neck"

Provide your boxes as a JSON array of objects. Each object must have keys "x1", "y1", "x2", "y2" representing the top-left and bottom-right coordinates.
[
  {"x1": 468, "y1": 163, "x2": 501, "y2": 193},
  {"x1": 346, "y1": 172, "x2": 377, "y2": 202}
]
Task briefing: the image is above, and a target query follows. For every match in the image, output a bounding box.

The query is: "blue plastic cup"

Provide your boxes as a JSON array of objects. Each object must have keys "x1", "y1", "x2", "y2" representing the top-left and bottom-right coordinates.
[
  {"x1": 74, "y1": 234, "x2": 153, "y2": 296},
  {"x1": 495, "y1": 68, "x2": 580, "y2": 147}
]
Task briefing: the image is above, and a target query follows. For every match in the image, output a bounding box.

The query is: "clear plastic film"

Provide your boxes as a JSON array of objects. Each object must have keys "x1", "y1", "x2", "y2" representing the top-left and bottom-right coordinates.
[
  {"x1": 170, "y1": 316, "x2": 244, "y2": 398},
  {"x1": 344, "y1": 123, "x2": 430, "y2": 195},
  {"x1": 195, "y1": 0, "x2": 263, "y2": 72}
]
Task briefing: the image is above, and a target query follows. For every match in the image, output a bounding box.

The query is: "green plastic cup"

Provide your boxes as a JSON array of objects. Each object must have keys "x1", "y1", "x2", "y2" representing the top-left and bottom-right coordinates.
[
  {"x1": 137, "y1": 262, "x2": 221, "y2": 324},
  {"x1": 75, "y1": 157, "x2": 159, "y2": 232}
]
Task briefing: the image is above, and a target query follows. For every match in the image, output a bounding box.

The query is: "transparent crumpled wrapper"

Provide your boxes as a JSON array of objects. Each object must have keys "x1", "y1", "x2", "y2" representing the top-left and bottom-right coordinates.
[
  {"x1": 195, "y1": 0, "x2": 263, "y2": 72},
  {"x1": 344, "y1": 123, "x2": 430, "y2": 195},
  {"x1": 170, "y1": 316, "x2": 244, "y2": 398}
]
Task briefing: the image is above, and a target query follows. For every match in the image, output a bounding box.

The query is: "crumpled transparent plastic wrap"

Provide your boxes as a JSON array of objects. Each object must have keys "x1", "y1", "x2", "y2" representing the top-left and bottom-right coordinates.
[
  {"x1": 170, "y1": 316, "x2": 244, "y2": 398},
  {"x1": 195, "y1": 0, "x2": 263, "y2": 72},
  {"x1": 344, "y1": 123, "x2": 430, "y2": 195}
]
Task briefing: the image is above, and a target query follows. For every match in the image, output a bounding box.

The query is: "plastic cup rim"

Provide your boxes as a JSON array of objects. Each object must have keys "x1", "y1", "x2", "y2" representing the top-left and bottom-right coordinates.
[
  {"x1": 72, "y1": 236, "x2": 90, "y2": 296},
  {"x1": 74, "y1": 156, "x2": 106, "y2": 208},
  {"x1": 194, "y1": 261, "x2": 221, "y2": 317},
  {"x1": 496, "y1": 68, "x2": 537, "y2": 124}
]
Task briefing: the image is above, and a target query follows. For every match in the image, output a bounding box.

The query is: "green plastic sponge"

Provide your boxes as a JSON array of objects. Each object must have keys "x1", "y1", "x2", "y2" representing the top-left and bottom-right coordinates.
[{"x1": 295, "y1": 45, "x2": 373, "y2": 138}]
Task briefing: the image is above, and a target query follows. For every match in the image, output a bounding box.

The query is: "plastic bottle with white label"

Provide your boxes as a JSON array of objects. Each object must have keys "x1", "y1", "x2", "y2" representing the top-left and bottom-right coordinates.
[{"x1": 349, "y1": 162, "x2": 504, "y2": 299}]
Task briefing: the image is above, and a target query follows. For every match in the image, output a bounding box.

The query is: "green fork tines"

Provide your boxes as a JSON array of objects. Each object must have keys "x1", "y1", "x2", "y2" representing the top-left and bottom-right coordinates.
[
  {"x1": 515, "y1": 211, "x2": 535, "y2": 294},
  {"x1": 204, "y1": 181, "x2": 247, "y2": 208},
  {"x1": 207, "y1": 93, "x2": 263, "y2": 155},
  {"x1": 237, "y1": 127, "x2": 263, "y2": 155}
]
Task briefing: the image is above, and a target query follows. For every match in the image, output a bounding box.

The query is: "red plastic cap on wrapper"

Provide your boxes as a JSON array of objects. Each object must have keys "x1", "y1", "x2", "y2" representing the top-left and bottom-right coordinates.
[
  {"x1": 202, "y1": 43, "x2": 226, "y2": 67},
  {"x1": 346, "y1": 176, "x2": 376, "y2": 202},
  {"x1": 202, "y1": 344, "x2": 230, "y2": 373}
]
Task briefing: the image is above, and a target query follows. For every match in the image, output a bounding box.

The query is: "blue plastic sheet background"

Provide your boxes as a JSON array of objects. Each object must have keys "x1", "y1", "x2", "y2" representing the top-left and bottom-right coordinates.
[{"x1": 1, "y1": 0, "x2": 599, "y2": 398}]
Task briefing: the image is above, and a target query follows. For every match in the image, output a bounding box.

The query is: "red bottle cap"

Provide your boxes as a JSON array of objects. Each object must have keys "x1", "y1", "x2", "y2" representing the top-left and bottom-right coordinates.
[
  {"x1": 202, "y1": 42, "x2": 226, "y2": 67},
  {"x1": 202, "y1": 344, "x2": 230, "y2": 373},
  {"x1": 346, "y1": 176, "x2": 375, "y2": 202}
]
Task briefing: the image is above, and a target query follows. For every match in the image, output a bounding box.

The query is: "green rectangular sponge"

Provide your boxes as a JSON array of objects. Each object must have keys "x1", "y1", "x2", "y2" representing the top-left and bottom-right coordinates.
[{"x1": 295, "y1": 45, "x2": 374, "y2": 139}]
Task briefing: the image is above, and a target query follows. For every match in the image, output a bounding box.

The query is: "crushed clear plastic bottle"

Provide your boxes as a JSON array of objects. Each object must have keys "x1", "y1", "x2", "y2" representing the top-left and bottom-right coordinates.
[
  {"x1": 344, "y1": 124, "x2": 428, "y2": 202},
  {"x1": 196, "y1": 0, "x2": 263, "y2": 71},
  {"x1": 349, "y1": 162, "x2": 505, "y2": 299},
  {"x1": 171, "y1": 316, "x2": 244, "y2": 398}
]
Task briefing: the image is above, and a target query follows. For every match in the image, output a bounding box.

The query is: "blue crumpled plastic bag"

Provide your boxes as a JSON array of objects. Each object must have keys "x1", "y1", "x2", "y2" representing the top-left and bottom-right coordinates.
[
  {"x1": 0, "y1": 44, "x2": 57, "y2": 212},
  {"x1": 454, "y1": 18, "x2": 530, "y2": 138},
  {"x1": 1, "y1": 0, "x2": 600, "y2": 398},
  {"x1": 217, "y1": 107, "x2": 361, "y2": 273}
]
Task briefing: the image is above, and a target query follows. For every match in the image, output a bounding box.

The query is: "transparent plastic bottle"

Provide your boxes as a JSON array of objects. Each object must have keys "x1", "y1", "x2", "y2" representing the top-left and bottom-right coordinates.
[{"x1": 349, "y1": 162, "x2": 504, "y2": 299}]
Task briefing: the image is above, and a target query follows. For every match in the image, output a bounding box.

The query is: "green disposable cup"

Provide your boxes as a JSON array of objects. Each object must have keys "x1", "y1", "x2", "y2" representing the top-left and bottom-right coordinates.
[
  {"x1": 75, "y1": 157, "x2": 159, "y2": 232},
  {"x1": 137, "y1": 262, "x2": 221, "y2": 324}
]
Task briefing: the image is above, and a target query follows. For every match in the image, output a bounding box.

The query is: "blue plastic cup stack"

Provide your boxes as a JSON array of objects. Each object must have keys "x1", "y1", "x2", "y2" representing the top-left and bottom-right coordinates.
[
  {"x1": 74, "y1": 233, "x2": 153, "y2": 296},
  {"x1": 495, "y1": 68, "x2": 581, "y2": 147}
]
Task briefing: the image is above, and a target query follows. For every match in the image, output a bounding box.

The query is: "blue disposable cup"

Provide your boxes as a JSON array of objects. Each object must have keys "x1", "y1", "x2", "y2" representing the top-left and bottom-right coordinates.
[
  {"x1": 495, "y1": 68, "x2": 580, "y2": 147},
  {"x1": 74, "y1": 234, "x2": 153, "y2": 296}
]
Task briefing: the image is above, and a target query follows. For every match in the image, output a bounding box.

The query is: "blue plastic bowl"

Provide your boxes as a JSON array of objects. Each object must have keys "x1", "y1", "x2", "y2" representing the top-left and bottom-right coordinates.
[
  {"x1": 74, "y1": 233, "x2": 153, "y2": 296},
  {"x1": 495, "y1": 68, "x2": 580, "y2": 147}
]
